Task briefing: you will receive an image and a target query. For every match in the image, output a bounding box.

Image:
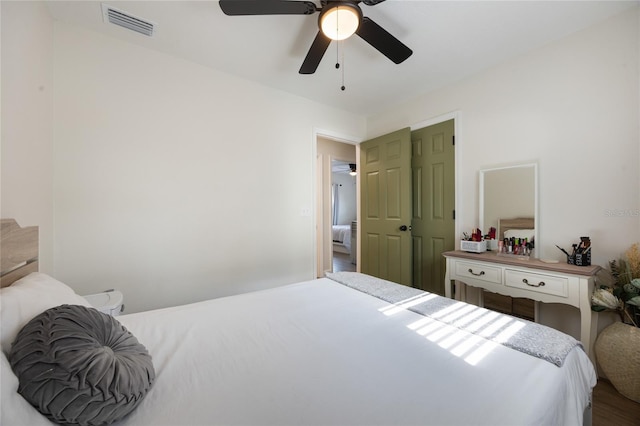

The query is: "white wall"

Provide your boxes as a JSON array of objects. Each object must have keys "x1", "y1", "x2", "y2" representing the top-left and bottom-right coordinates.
[
  {"x1": 48, "y1": 22, "x2": 365, "y2": 313},
  {"x1": 332, "y1": 172, "x2": 357, "y2": 225},
  {"x1": 369, "y1": 8, "x2": 639, "y2": 265},
  {"x1": 367, "y1": 8, "x2": 639, "y2": 337},
  {"x1": 1, "y1": 1, "x2": 54, "y2": 273}
]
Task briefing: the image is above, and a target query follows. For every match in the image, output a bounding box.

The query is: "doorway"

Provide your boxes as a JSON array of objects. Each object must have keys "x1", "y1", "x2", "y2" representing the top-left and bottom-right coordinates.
[
  {"x1": 330, "y1": 160, "x2": 357, "y2": 272},
  {"x1": 316, "y1": 136, "x2": 358, "y2": 278}
]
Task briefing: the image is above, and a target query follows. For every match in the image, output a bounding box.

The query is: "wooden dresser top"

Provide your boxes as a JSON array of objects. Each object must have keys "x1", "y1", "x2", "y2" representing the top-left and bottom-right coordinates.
[{"x1": 443, "y1": 250, "x2": 602, "y2": 277}]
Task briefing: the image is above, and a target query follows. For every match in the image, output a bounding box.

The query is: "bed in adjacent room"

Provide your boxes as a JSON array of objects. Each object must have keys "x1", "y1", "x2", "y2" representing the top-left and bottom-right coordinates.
[
  {"x1": 332, "y1": 224, "x2": 352, "y2": 254},
  {"x1": 1, "y1": 219, "x2": 596, "y2": 425}
]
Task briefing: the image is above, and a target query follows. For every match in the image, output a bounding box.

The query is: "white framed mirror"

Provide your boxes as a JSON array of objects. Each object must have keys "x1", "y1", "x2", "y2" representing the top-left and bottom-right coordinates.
[{"x1": 479, "y1": 163, "x2": 538, "y2": 257}]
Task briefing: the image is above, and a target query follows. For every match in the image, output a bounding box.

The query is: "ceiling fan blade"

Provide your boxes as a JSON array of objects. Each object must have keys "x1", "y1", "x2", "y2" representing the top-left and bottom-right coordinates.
[
  {"x1": 219, "y1": 1, "x2": 316, "y2": 16},
  {"x1": 356, "y1": 17, "x2": 412, "y2": 64},
  {"x1": 299, "y1": 32, "x2": 331, "y2": 74},
  {"x1": 361, "y1": 0, "x2": 387, "y2": 6}
]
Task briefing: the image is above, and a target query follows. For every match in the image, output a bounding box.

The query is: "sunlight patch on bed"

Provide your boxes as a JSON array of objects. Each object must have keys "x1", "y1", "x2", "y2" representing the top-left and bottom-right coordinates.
[
  {"x1": 427, "y1": 301, "x2": 470, "y2": 319},
  {"x1": 465, "y1": 341, "x2": 499, "y2": 366},
  {"x1": 477, "y1": 315, "x2": 513, "y2": 338},
  {"x1": 493, "y1": 320, "x2": 526, "y2": 343},
  {"x1": 435, "y1": 303, "x2": 479, "y2": 323},
  {"x1": 378, "y1": 293, "x2": 439, "y2": 316},
  {"x1": 402, "y1": 302, "x2": 527, "y2": 366},
  {"x1": 437, "y1": 329, "x2": 468, "y2": 350},
  {"x1": 460, "y1": 309, "x2": 501, "y2": 333},
  {"x1": 450, "y1": 334, "x2": 484, "y2": 358}
]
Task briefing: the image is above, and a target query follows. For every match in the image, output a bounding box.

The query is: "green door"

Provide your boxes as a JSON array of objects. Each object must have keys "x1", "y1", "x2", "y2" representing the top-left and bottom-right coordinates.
[
  {"x1": 411, "y1": 120, "x2": 455, "y2": 294},
  {"x1": 360, "y1": 128, "x2": 412, "y2": 286}
]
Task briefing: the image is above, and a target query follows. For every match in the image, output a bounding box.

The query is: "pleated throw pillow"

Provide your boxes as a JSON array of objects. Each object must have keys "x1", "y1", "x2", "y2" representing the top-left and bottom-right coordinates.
[{"x1": 9, "y1": 305, "x2": 155, "y2": 425}]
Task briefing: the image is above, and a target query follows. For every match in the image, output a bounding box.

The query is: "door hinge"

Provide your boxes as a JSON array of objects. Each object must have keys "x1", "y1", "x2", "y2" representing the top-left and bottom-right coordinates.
[
  {"x1": 453, "y1": 210, "x2": 456, "y2": 220},
  {"x1": 452, "y1": 135, "x2": 455, "y2": 146}
]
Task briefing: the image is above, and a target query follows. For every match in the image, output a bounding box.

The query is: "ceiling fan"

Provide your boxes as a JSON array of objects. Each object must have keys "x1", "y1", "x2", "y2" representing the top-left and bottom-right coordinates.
[{"x1": 219, "y1": 0, "x2": 413, "y2": 74}]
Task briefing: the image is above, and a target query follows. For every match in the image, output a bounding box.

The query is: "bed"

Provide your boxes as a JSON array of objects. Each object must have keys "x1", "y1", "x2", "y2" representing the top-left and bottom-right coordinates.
[
  {"x1": 1, "y1": 219, "x2": 596, "y2": 425},
  {"x1": 332, "y1": 224, "x2": 352, "y2": 254}
]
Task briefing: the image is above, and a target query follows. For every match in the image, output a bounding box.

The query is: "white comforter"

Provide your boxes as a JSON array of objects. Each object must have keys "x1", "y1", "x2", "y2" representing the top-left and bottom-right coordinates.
[
  {"x1": 332, "y1": 224, "x2": 351, "y2": 243},
  {"x1": 3, "y1": 278, "x2": 596, "y2": 425},
  {"x1": 332, "y1": 225, "x2": 351, "y2": 253}
]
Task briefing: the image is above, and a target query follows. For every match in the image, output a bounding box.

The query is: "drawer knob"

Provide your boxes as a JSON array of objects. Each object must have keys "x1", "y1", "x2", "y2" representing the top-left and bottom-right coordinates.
[
  {"x1": 523, "y1": 278, "x2": 545, "y2": 287},
  {"x1": 468, "y1": 269, "x2": 485, "y2": 277}
]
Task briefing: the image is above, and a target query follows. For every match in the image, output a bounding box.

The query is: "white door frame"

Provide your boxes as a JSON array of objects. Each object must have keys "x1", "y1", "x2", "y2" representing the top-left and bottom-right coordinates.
[{"x1": 312, "y1": 128, "x2": 362, "y2": 278}]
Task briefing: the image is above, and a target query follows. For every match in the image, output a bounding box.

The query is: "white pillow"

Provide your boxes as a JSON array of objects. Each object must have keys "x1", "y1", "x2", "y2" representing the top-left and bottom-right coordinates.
[{"x1": 0, "y1": 272, "x2": 91, "y2": 355}]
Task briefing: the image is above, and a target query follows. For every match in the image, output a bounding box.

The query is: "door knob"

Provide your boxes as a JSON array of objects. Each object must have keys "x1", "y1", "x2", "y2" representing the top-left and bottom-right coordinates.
[{"x1": 399, "y1": 225, "x2": 410, "y2": 231}]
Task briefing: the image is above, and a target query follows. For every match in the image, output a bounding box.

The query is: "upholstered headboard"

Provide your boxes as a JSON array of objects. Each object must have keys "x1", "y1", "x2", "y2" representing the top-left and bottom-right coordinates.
[
  {"x1": 0, "y1": 219, "x2": 39, "y2": 288},
  {"x1": 498, "y1": 217, "x2": 535, "y2": 241}
]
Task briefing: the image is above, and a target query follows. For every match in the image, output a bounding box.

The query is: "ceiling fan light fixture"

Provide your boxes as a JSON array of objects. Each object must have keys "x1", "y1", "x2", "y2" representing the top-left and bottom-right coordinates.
[{"x1": 319, "y1": 2, "x2": 362, "y2": 41}]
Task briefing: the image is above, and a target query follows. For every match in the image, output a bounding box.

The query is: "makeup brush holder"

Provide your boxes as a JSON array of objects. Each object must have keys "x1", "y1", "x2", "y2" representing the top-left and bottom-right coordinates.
[{"x1": 568, "y1": 251, "x2": 591, "y2": 266}]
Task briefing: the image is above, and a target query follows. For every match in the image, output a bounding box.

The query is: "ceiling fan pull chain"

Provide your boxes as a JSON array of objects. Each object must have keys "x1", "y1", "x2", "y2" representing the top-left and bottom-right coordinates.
[
  {"x1": 335, "y1": 6, "x2": 341, "y2": 70},
  {"x1": 341, "y1": 40, "x2": 346, "y2": 91}
]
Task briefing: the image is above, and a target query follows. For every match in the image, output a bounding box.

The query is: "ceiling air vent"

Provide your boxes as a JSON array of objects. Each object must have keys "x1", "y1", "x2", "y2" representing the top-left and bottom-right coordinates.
[{"x1": 101, "y1": 4, "x2": 155, "y2": 37}]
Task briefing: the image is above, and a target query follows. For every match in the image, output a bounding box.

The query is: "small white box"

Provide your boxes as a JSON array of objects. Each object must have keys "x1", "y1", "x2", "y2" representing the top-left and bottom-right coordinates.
[
  {"x1": 84, "y1": 290, "x2": 124, "y2": 316},
  {"x1": 460, "y1": 240, "x2": 487, "y2": 253}
]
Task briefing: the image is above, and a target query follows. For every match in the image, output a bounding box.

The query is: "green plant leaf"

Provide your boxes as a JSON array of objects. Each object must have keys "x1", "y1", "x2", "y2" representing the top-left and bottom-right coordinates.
[
  {"x1": 591, "y1": 305, "x2": 608, "y2": 312},
  {"x1": 627, "y1": 296, "x2": 640, "y2": 307},
  {"x1": 613, "y1": 287, "x2": 624, "y2": 298},
  {"x1": 631, "y1": 278, "x2": 640, "y2": 290},
  {"x1": 619, "y1": 260, "x2": 632, "y2": 284},
  {"x1": 624, "y1": 283, "x2": 640, "y2": 295}
]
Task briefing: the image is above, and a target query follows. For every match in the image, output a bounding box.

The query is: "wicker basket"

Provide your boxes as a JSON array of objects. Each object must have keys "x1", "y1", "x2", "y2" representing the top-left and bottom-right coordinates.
[{"x1": 595, "y1": 322, "x2": 640, "y2": 403}]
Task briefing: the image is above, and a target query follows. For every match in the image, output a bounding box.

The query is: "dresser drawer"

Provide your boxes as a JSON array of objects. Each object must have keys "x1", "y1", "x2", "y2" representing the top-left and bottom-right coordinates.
[
  {"x1": 455, "y1": 261, "x2": 502, "y2": 284},
  {"x1": 505, "y1": 269, "x2": 568, "y2": 298}
]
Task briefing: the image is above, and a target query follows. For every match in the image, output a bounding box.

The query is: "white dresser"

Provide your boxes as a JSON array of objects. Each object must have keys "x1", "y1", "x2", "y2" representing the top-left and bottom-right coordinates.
[{"x1": 443, "y1": 250, "x2": 601, "y2": 363}]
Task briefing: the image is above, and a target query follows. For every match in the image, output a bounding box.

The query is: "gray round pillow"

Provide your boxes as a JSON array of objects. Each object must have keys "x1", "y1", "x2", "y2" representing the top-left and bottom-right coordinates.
[{"x1": 9, "y1": 304, "x2": 155, "y2": 425}]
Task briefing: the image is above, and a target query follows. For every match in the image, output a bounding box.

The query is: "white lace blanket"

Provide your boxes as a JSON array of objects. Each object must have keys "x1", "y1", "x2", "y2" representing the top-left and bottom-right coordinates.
[{"x1": 325, "y1": 271, "x2": 582, "y2": 367}]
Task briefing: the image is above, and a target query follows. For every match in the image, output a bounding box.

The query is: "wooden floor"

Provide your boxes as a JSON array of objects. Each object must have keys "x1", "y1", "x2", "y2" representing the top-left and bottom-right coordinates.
[
  {"x1": 330, "y1": 255, "x2": 640, "y2": 424},
  {"x1": 593, "y1": 379, "x2": 640, "y2": 425},
  {"x1": 333, "y1": 251, "x2": 355, "y2": 272}
]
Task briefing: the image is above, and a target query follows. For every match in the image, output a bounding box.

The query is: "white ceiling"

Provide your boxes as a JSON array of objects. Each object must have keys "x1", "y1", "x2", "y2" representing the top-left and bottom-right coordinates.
[{"x1": 45, "y1": 0, "x2": 637, "y2": 116}]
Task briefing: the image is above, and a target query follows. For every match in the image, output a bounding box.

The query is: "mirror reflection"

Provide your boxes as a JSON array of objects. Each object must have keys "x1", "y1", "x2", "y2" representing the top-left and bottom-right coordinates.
[{"x1": 479, "y1": 163, "x2": 538, "y2": 256}]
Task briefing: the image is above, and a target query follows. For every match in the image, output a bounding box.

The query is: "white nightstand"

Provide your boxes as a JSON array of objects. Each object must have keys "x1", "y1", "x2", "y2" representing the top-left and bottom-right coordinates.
[{"x1": 83, "y1": 290, "x2": 124, "y2": 316}]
